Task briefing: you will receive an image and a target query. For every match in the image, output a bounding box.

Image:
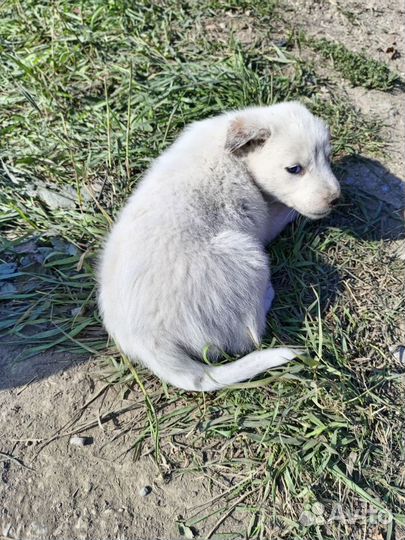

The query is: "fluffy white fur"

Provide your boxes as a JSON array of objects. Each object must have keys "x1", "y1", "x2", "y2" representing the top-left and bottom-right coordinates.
[{"x1": 99, "y1": 102, "x2": 340, "y2": 391}]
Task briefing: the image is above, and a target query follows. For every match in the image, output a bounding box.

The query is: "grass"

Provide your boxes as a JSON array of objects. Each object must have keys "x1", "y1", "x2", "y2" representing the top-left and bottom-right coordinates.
[
  {"x1": 307, "y1": 38, "x2": 401, "y2": 91},
  {"x1": 1, "y1": 1, "x2": 405, "y2": 538}
]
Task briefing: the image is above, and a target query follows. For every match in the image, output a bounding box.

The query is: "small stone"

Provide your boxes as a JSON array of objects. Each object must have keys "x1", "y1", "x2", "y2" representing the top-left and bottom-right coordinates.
[
  {"x1": 14, "y1": 240, "x2": 38, "y2": 254},
  {"x1": 138, "y1": 485, "x2": 152, "y2": 497},
  {"x1": 37, "y1": 186, "x2": 76, "y2": 210},
  {"x1": 391, "y1": 345, "x2": 405, "y2": 365},
  {"x1": 299, "y1": 510, "x2": 315, "y2": 527},
  {"x1": 0, "y1": 283, "x2": 17, "y2": 296},
  {"x1": 0, "y1": 263, "x2": 17, "y2": 276},
  {"x1": 69, "y1": 435, "x2": 93, "y2": 447},
  {"x1": 312, "y1": 502, "x2": 325, "y2": 516},
  {"x1": 177, "y1": 521, "x2": 196, "y2": 538},
  {"x1": 71, "y1": 307, "x2": 82, "y2": 317}
]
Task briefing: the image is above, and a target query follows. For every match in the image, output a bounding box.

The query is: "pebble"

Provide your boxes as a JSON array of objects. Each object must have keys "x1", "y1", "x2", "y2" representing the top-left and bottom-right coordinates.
[
  {"x1": 71, "y1": 306, "x2": 82, "y2": 317},
  {"x1": 392, "y1": 345, "x2": 405, "y2": 366},
  {"x1": 0, "y1": 263, "x2": 17, "y2": 276},
  {"x1": 69, "y1": 435, "x2": 93, "y2": 447},
  {"x1": 37, "y1": 186, "x2": 76, "y2": 210},
  {"x1": 138, "y1": 485, "x2": 152, "y2": 497},
  {"x1": 0, "y1": 283, "x2": 17, "y2": 295}
]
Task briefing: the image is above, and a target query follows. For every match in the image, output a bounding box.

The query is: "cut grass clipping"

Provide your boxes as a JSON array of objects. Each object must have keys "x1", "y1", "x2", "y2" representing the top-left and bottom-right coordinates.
[{"x1": 1, "y1": 1, "x2": 405, "y2": 538}]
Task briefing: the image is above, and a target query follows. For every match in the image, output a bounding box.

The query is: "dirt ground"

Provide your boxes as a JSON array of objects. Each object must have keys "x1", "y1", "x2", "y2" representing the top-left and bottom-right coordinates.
[
  {"x1": 0, "y1": 345, "x2": 230, "y2": 540},
  {"x1": 1, "y1": 1, "x2": 404, "y2": 539}
]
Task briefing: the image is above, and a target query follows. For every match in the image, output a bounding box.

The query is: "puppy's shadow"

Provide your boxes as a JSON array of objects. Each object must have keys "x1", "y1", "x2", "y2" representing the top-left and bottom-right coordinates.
[
  {"x1": 0, "y1": 341, "x2": 90, "y2": 392},
  {"x1": 266, "y1": 155, "x2": 404, "y2": 345},
  {"x1": 331, "y1": 155, "x2": 404, "y2": 241}
]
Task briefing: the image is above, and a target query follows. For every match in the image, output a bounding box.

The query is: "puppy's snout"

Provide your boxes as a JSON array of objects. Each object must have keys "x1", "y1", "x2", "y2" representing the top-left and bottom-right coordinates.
[
  {"x1": 328, "y1": 185, "x2": 341, "y2": 207},
  {"x1": 330, "y1": 196, "x2": 340, "y2": 207}
]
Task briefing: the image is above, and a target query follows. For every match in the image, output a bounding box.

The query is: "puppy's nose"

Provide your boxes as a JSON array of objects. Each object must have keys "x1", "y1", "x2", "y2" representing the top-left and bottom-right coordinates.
[{"x1": 330, "y1": 197, "x2": 340, "y2": 207}]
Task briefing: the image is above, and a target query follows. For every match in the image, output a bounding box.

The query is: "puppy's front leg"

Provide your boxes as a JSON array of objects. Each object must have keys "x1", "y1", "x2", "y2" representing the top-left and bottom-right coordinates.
[
  {"x1": 265, "y1": 199, "x2": 298, "y2": 244},
  {"x1": 264, "y1": 282, "x2": 275, "y2": 313}
]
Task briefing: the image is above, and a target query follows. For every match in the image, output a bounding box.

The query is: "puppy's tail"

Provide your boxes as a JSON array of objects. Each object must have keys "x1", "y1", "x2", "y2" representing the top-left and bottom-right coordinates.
[{"x1": 131, "y1": 342, "x2": 301, "y2": 392}]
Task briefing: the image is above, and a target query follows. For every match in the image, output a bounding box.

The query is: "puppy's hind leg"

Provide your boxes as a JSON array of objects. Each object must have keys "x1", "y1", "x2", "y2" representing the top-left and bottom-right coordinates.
[{"x1": 208, "y1": 230, "x2": 270, "y2": 354}]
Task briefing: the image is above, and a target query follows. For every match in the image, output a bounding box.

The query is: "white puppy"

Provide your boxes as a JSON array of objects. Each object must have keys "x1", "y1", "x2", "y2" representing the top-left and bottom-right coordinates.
[{"x1": 99, "y1": 101, "x2": 340, "y2": 391}]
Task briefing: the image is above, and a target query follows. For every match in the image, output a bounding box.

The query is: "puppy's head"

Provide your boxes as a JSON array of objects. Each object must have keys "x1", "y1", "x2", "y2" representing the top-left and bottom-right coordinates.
[{"x1": 225, "y1": 102, "x2": 341, "y2": 219}]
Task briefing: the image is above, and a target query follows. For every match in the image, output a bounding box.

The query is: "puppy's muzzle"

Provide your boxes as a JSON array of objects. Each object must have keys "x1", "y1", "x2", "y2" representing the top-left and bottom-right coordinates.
[{"x1": 329, "y1": 196, "x2": 340, "y2": 207}]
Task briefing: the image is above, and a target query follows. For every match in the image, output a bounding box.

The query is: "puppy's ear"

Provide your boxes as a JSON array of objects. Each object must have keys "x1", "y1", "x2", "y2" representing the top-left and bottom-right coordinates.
[{"x1": 225, "y1": 116, "x2": 270, "y2": 155}]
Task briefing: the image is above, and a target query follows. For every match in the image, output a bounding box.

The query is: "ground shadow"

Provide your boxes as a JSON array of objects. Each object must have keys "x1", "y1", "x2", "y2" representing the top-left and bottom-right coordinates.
[
  {"x1": 1, "y1": 156, "x2": 403, "y2": 391},
  {"x1": 0, "y1": 341, "x2": 90, "y2": 391},
  {"x1": 332, "y1": 155, "x2": 405, "y2": 241}
]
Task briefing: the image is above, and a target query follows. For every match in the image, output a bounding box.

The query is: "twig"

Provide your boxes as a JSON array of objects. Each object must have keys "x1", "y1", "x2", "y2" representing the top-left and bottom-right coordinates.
[
  {"x1": 206, "y1": 488, "x2": 257, "y2": 539},
  {"x1": 0, "y1": 451, "x2": 34, "y2": 471}
]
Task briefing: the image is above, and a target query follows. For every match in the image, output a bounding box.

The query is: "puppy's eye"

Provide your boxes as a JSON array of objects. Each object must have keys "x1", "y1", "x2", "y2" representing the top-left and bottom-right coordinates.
[{"x1": 286, "y1": 164, "x2": 303, "y2": 175}]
